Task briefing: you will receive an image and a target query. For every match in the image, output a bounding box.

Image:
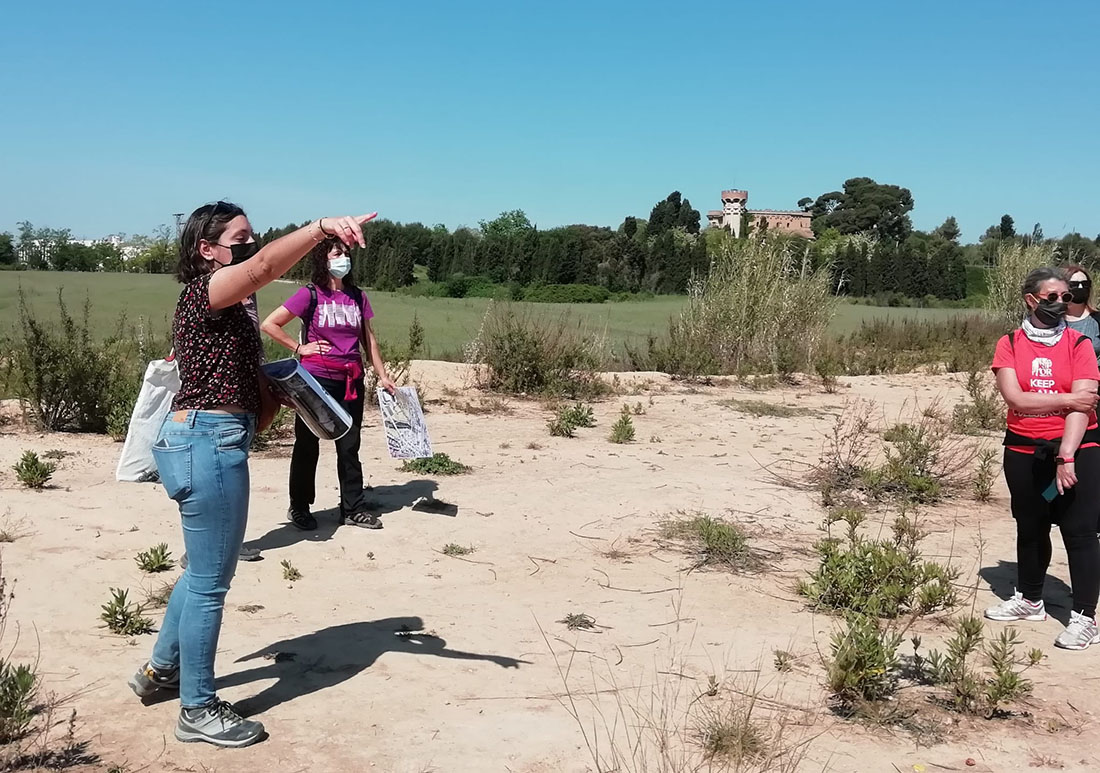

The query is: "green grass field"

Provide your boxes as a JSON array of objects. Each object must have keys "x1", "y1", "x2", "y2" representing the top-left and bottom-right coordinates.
[{"x1": 0, "y1": 271, "x2": 981, "y2": 358}]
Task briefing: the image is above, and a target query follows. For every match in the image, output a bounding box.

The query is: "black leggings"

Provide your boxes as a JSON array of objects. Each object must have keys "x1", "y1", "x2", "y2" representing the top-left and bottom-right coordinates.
[{"x1": 1004, "y1": 446, "x2": 1100, "y2": 617}]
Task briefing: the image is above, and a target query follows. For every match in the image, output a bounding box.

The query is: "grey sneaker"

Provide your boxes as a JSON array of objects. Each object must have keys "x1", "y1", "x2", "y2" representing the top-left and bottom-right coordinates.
[
  {"x1": 128, "y1": 660, "x2": 179, "y2": 698},
  {"x1": 984, "y1": 591, "x2": 1046, "y2": 622},
  {"x1": 180, "y1": 547, "x2": 261, "y2": 569},
  {"x1": 1055, "y1": 611, "x2": 1100, "y2": 651},
  {"x1": 176, "y1": 698, "x2": 265, "y2": 747}
]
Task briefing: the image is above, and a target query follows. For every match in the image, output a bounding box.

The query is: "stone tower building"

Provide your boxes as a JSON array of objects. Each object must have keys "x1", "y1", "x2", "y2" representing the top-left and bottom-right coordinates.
[{"x1": 706, "y1": 189, "x2": 813, "y2": 239}]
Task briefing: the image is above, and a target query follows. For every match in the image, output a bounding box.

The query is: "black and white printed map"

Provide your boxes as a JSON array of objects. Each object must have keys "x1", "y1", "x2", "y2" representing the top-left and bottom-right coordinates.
[{"x1": 377, "y1": 386, "x2": 432, "y2": 459}]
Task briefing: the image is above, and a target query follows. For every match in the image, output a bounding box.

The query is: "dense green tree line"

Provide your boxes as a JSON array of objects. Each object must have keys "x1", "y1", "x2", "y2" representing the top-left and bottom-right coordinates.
[{"x1": 5, "y1": 182, "x2": 1098, "y2": 303}]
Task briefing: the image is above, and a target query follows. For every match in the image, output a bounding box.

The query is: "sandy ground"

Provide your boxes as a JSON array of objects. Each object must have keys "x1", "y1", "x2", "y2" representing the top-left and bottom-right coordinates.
[{"x1": 0, "y1": 364, "x2": 1098, "y2": 772}]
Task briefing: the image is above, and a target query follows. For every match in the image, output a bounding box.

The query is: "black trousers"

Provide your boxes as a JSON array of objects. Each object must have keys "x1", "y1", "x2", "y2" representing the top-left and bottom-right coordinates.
[
  {"x1": 289, "y1": 375, "x2": 368, "y2": 514},
  {"x1": 1004, "y1": 446, "x2": 1100, "y2": 617}
]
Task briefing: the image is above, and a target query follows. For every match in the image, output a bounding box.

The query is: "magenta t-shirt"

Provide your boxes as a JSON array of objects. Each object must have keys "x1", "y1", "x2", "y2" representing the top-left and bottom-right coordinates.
[{"x1": 282, "y1": 285, "x2": 374, "y2": 380}]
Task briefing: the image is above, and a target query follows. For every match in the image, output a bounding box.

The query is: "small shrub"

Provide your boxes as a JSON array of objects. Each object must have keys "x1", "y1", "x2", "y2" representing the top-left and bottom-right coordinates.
[
  {"x1": 281, "y1": 559, "x2": 302, "y2": 582},
  {"x1": 561, "y1": 403, "x2": 596, "y2": 428},
  {"x1": 106, "y1": 375, "x2": 141, "y2": 442},
  {"x1": 134, "y1": 543, "x2": 174, "y2": 573},
  {"x1": 0, "y1": 659, "x2": 38, "y2": 744},
  {"x1": 773, "y1": 650, "x2": 794, "y2": 673},
  {"x1": 12, "y1": 451, "x2": 55, "y2": 490},
  {"x1": 442, "y1": 543, "x2": 475, "y2": 557},
  {"x1": 547, "y1": 416, "x2": 576, "y2": 438},
  {"x1": 609, "y1": 410, "x2": 636, "y2": 444},
  {"x1": 548, "y1": 403, "x2": 596, "y2": 437},
  {"x1": 814, "y1": 404, "x2": 977, "y2": 507},
  {"x1": 41, "y1": 450, "x2": 70, "y2": 461},
  {"x1": 973, "y1": 448, "x2": 998, "y2": 502},
  {"x1": 952, "y1": 371, "x2": 1003, "y2": 435},
  {"x1": 526, "y1": 442, "x2": 543, "y2": 450},
  {"x1": 631, "y1": 401, "x2": 646, "y2": 416},
  {"x1": 798, "y1": 512, "x2": 957, "y2": 619},
  {"x1": 7, "y1": 291, "x2": 161, "y2": 434},
  {"x1": 400, "y1": 453, "x2": 471, "y2": 475},
  {"x1": 658, "y1": 512, "x2": 754, "y2": 571},
  {"x1": 925, "y1": 615, "x2": 1039, "y2": 717},
  {"x1": 467, "y1": 303, "x2": 607, "y2": 399},
  {"x1": 815, "y1": 355, "x2": 842, "y2": 394},
  {"x1": 826, "y1": 614, "x2": 902, "y2": 710},
  {"x1": 100, "y1": 589, "x2": 154, "y2": 636}
]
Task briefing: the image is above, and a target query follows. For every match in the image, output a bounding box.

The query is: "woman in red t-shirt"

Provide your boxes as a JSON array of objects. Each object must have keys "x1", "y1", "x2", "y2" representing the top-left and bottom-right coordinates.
[{"x1": 986, "y1": 266, "x2": 1100, "y2": 650}]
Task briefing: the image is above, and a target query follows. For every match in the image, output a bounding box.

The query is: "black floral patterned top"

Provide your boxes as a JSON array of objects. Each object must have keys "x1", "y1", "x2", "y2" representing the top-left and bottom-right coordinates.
[{"x1": 170, "y1": 274, "x2": 262, "y2": 414}]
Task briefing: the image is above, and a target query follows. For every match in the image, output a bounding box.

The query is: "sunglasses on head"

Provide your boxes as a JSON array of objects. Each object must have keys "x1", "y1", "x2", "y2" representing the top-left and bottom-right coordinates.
[{"x1": 1034, "y1": 291, "x2": 1073, "y2": 303}]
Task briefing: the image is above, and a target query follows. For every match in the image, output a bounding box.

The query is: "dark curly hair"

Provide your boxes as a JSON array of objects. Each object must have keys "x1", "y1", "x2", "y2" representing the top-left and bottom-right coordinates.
[
  {"x1": 309, "y1": 238, "x2": 358, "y2": 290},
  {"x1": 176, "y1": 201, "x2": 247, "y2": 283}
]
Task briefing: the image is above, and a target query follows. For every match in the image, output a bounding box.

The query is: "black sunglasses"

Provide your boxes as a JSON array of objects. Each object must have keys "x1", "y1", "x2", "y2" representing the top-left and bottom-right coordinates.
[
  {"x1": 1034, "y1": 291, "x2": 1073, "y2": 303},
  {"x1": 1070, "y1": 280, "x2": 1092, "y2": 289}
]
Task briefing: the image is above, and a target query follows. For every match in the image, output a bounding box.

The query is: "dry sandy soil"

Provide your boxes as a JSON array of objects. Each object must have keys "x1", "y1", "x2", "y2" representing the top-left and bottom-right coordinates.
[{"x1": 0, "y1": 364, "x2": 1098, "y2": 772}]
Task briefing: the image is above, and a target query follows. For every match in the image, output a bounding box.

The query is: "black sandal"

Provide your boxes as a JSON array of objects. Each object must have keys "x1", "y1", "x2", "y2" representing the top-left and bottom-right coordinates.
[
  {"x1": 288, "y1": 507, "x2": 317, "y2": 531},
  {"x1": 340, "y1": 507, "x2": 383, "y2": 529}
]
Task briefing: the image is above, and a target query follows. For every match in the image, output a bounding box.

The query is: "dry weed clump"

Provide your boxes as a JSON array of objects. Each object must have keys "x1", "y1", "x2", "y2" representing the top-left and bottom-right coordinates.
[
  {"x1": 718, "y1": 399, "x2": 811, "y2": 419},
  {"x1": 824, "y1": 315, "x2": 1004, "y2": 376},
  {"x1": 951, "y1": 371, "x2": 1004, "y2": 435},
  {"x1": 628, "y1": 237, "x2": 837, "y2": 379},
  {"x1": 808, "y1": 401, "x2": 978, "y2": 507},
  {"x1": 544, "y1": 614, "x2": 815, "y2": 773},
  {"x1": 657, "y1": 512, "x2": 757, "y2": 572}
]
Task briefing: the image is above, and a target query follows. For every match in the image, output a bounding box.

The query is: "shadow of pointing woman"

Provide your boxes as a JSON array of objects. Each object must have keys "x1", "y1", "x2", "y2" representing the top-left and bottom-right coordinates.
[{"x1": 218, "y1": 617, "x2": 528, "y2": 717}]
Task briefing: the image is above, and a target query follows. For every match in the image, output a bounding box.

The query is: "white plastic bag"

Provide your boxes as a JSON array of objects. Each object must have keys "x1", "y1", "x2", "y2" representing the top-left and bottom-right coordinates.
[{"x1": 115, "y1": 358, "x2": 180, "y2": 482}]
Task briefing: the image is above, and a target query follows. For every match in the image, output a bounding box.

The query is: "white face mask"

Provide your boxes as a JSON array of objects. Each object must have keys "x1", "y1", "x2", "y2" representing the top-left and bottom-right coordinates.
[{"x1": 328, "y1": 257, "x2": 351, "y2": 278}]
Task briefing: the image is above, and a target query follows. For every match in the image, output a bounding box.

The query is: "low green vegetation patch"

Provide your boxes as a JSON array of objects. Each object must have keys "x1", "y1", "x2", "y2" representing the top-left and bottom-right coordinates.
[
  {"x1": 798, "y1": 509, "x2": 957, "y2": 619},
  {"x1": 100, "y1": 588, "x2": 153, "y2": 636},
  {"x1": 401, "y1": 453, "x2": 471, "y2": 475},
  {"x1": 134, "y1": 543, "x2": 174, "y2": 573}
]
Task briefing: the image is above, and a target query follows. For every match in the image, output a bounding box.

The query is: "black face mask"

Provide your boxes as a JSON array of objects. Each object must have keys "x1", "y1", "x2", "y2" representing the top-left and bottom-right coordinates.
[
  {"x1": 227, "y1": 241, "x2": 259, "y2": 265},
  {"x1": 1071, "y1": 286, "x2": 1091, "y2": 305},
  {"x1": 1034, "y1": 299, "x2": 1068, "y2": 327}
]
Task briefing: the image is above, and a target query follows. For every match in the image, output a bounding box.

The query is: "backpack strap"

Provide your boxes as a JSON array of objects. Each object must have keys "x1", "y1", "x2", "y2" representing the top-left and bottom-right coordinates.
[
  {"x1": 345, "y1": 285, "x2": 369, "y2": 351},
  {"x1": 300, "y1": 284, "x2": 318, "y2": 346}
]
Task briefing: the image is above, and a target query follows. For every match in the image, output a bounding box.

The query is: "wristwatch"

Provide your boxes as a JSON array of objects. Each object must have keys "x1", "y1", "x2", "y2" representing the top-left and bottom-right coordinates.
[{"x1": 1056, "y1": 456, "x2": 1074, "y2": 465}]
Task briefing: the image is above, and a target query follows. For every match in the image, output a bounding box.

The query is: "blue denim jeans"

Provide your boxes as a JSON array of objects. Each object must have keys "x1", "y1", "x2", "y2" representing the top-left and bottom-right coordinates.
[{"x1": 149, "y1": 410, "x2": 255, "y2": 708}]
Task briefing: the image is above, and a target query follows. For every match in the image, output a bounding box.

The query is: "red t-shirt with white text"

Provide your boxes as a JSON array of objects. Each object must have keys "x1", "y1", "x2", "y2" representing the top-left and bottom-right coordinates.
[{"x1": 991, "y1": 328, "x2": 1100, "y2": 454}]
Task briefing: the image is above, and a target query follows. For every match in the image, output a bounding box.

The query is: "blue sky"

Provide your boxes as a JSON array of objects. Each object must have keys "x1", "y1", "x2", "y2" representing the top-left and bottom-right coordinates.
[{"x1": 1, "y1": 0, "x2": 1097, "y2": 243}]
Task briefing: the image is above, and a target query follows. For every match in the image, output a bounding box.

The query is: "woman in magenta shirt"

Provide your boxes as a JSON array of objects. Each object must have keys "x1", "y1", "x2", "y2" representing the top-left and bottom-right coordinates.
[{"x1": 261, "y1": 238, "x2": 396, "y2": 530}]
